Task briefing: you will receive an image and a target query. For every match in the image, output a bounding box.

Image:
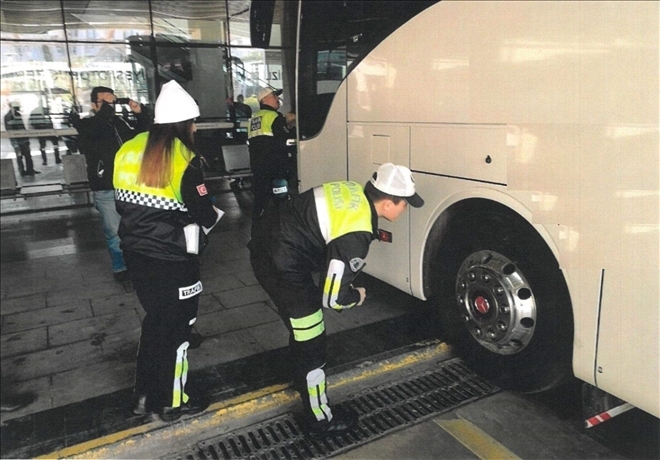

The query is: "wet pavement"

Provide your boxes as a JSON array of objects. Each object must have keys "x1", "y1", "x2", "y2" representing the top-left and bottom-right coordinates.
[
  {"x1": 1, "y1": 161, "x2": 658, "y2": 459},
  {"x1": 0, "y1": 172, "x2": 438, "y2": 458}
]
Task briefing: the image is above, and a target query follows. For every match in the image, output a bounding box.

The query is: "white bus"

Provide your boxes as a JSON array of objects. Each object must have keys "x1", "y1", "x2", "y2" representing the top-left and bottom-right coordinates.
[{"x1": 252, "y1": 1, "x2": 659, "y2": 421}]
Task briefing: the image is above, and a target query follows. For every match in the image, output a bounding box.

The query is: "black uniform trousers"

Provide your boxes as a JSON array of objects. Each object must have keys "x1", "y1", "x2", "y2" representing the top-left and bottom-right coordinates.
[
  {"x1": 38, "y1": 136, "x2": 60, "y2": 164},
  {"x1": 249, "y1": 204, "x2": 332, "y2": 423},
  {"x1": 124, "y1": 250, "x2": 200, "y2": 409},
  {"x1": 10, "y1": 139, "x2": 35, "y2": 174}
]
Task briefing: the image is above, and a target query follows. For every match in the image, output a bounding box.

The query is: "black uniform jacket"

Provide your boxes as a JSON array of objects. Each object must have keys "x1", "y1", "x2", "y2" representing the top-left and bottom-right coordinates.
[
  {"x1": 71, "y1": 102, "x2": 150, "y2": 191},
  {"x1": 263, "y1": 187, "x2": 379, "y2": 309}
]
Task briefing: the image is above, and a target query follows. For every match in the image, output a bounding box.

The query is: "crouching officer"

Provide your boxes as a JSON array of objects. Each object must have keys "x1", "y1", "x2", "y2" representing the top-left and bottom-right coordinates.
[{"x1": 248, "y1": 163, "x2": 424, "y2": 437}]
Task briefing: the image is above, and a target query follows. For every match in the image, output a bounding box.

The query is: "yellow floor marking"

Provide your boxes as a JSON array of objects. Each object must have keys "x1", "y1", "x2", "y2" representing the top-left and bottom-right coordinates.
[
  {"x1": 435, "y1": 419, "x2": 521, "y2": 460},
  {"x1": 39, "y1": 341, "x2": 451, "y2": 459}
]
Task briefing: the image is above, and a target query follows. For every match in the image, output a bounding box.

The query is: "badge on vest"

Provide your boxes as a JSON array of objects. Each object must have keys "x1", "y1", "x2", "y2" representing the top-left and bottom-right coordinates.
[
  {"x1": 179, "y1": 281, "x2": 203, "y2": 299},
  {"x1": 349, "y1": 257, "x2": 365, "y2": 273},
  {"x1": 250, "y1": 117, "x2": 262, "y2": 131}
]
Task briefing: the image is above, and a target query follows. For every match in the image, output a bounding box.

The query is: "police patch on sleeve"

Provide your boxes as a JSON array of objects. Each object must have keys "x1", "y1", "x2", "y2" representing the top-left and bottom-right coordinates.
[
  {"x1": 197, "y1": 184, "x2": 208, "y2": 196},
  {"x1": 179, "y1": 281, "x2": 203, "y2": 299},
  {"x1": 349, "y1": 257, "x2": 365, "y2": 273}
]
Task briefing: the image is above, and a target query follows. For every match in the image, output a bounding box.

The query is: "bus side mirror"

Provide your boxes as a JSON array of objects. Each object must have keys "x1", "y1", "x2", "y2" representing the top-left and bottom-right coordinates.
[{"x1": 250, "y1": 0, "x2": 276, "y2": 48}]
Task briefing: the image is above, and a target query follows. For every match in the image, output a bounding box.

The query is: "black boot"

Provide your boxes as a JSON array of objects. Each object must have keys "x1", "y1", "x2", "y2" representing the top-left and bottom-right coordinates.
[
  {"x1": 16, "y1": 154, "x2": 26, "y2": 177},
  {"x1": 41, "y1": 150, "x2": 47, "y2": 165},
  {"x1": 159, "y1": 398, "x2": 209, "y2": 422},
  {"x1": 1, "y1": 392, "x2": 35, "y2": 413},
  {"x1": 305, "y1": 407, "x2": 358, "y2": 437},
  {"x1": 133, "y1": 394, "x2": 151, "y2": 415},
  {"x1": 55, "y1": 148, "x2": 61, "y2": 164}
]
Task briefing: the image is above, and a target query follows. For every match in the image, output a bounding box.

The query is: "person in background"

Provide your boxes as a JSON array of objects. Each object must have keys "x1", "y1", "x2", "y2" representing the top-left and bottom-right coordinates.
[
  {"x1": 248, "y1": 163, "x2": 424, "y2": 436},
  {"x1": 29, "y1": 106, "x2": 61, "y2": 165},
  {"x1": 114, "y1": 81, "x2": 223, "y2": 422},
  {"x1": 62, "y1": 105, "x2": 79, "y2": 154},
  {"x1": 247, "y1": 87, "x2": 292, "y2": 227},
  {"x1": 70, "y1": 86, "x2": 150, "y2": 283},
  {"x1": 4, "y1": 102, "x2": 39, "y2": 176},
  {"x1": 234, "y1": 94, "x2": 252, "y2": 120}
]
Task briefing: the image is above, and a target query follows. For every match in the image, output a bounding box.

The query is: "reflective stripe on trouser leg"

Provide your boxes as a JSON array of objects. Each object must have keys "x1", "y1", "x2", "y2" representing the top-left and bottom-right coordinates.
[
  {"x1": 171, "y1": 340, "x2": 190, "y2": 407},
  {"x1": 306, "y1": 368, "x2": 332, "y2": 422},
  {"x1": 290, "y1": 309, "x2": 325, "y2": 342}
]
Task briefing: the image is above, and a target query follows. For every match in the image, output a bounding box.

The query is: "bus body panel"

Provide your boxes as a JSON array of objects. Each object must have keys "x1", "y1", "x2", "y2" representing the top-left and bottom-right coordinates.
[
  {"x1": 336, "y1": 1, "x2": 658, "y2": 416},
  {"x1": 347, "y1": 124, "x2": 412, "y2": 291},
  {"x1": 298, "y1": 83, "x2": 348, "y2": 192}
]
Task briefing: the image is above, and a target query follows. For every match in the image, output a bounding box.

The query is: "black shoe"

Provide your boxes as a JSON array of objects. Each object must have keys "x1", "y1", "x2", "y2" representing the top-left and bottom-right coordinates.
[
  {"x1": 56, "y1": 158, "x2": 62, "y2": 164},
  {"x1": 25, "y1": 170, "x2": 41, "y2": 175},
  {"x1": 305, "y1": 407, "x2": 358, "y2": 437},
  {"x1": 42, "y1": 161, "x2": 47, "y2": 165},
  {"x1": 133, "y1": 394, "x2": 151, "y2": 415},
  {"x1": 113, "y1": 270, "x2": 130, "y2": 283},
  {"x1": 159, "y1": 399, "x2": 209, "y2": 422},
  {"x1": 1, "y1": 392, "x2": 35, "y2": 413},
  {"x1": 19, "y1": 171, "x2": 27, "y2": 177}
]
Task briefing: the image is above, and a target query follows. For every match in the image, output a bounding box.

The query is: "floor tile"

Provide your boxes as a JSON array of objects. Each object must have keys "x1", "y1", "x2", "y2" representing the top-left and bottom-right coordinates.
[{"x1": 2, "y1": 300, "x2": 92, "y2": 334}]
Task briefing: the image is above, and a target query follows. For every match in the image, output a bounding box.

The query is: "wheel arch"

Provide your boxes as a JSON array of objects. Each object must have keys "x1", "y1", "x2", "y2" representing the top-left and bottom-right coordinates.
[{"x1": 420, "y1": 191, "x2": 564, "y2": 300}]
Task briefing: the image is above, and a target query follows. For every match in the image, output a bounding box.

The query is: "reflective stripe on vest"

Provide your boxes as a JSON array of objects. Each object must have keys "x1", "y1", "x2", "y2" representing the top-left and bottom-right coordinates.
[
  {"x1": 114, "y1": 132, "x2": 192, "y2": 210},
  {"x1": 314, "y1": 181, "x2": 373, "y2": 244},
  {"x1": 248, "y1": 109, "x2": 278, "y2": 138}
]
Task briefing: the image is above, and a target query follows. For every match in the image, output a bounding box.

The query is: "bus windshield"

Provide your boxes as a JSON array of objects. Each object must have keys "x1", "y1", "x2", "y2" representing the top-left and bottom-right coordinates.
[{"x1": 297, "y1": 1, "x2": 436, "y2": 139}]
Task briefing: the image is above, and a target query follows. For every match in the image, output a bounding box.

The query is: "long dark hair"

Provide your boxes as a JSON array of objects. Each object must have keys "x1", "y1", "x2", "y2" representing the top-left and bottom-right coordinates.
[{"x1": 137, "y1": 119, "x2": 195, "y2": 188}]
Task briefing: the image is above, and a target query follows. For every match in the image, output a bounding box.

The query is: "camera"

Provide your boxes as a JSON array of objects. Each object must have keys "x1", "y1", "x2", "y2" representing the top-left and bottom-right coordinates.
[{"x1": 115, "y1": 97, "x2": 131, "y2": 105}]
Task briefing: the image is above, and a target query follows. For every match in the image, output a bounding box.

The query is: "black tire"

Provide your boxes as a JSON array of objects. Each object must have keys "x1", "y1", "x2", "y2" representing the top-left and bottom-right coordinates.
[{"x1": 433, "y1": 202, "x2": 573, "y2": 393}]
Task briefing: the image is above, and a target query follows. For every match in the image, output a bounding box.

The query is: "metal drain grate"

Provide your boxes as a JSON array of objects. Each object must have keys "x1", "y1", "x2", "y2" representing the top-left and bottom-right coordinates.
[{"x1": 175, "y1": 358, "x2": 498, "y2": 460}]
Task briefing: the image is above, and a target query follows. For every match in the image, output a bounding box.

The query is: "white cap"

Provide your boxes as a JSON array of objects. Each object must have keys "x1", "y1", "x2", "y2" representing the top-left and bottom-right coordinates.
[
  {"x1": 370, "y1": 163, "x2": 424, "y2": 208},
  {"x1": 154, "y1": 81, "x2": 200, "y2": 124},
  {"x1": 258, "y1": 87, "x2": 283, "y2": 102}
]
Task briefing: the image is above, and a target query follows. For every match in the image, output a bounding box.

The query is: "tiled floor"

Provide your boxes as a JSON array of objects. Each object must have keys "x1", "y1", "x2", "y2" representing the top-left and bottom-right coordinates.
[{"x1": 0, "y1": 178, "x2": 431, "y2": 457}]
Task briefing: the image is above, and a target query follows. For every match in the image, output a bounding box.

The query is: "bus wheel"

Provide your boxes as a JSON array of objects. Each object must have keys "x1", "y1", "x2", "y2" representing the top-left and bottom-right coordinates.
[{"x1": 435, "y1": 206, "x2": 573, "y2": 393}]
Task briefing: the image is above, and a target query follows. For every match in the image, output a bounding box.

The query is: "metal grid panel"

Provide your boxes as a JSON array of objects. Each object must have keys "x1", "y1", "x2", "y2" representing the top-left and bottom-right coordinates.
[{"x1": 174, "y1": 358, "x2": 499, "y2": 460}]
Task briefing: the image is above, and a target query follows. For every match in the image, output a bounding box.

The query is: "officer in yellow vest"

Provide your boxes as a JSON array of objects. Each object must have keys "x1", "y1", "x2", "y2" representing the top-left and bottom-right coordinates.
[
  {"x1": 247, "y1": 87, "x2": 292, "y2": 226},
  {"x1": 248, "y1": 163, "x2": 424, "y2": 437},
  {"x1": 114, "y1": 81, "x2": 223, "y2": 422}
]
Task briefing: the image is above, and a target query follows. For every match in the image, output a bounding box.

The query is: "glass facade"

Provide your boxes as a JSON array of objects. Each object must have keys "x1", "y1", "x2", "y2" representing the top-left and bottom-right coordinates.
[{"x1": 1, "y1": 0, "x2": 291, "y2": 178}]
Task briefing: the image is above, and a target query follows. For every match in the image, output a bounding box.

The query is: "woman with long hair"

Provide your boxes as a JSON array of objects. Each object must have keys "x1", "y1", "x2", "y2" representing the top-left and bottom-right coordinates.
[{"x1": 114, "y1": 81, "x2": 222, "y2": 422}]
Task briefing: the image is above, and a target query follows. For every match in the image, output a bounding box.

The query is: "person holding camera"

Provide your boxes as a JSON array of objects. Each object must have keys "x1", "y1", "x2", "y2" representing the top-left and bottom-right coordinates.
[{"x1": 70, "y1": 86, "x2": 151, "y2": 283}]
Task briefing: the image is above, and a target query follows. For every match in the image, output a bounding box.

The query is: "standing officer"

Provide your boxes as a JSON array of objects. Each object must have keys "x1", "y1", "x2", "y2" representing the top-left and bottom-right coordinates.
[
  {"x1": 247, "y1": 87, "x2": 292, "y2": 227},
  {"x1": 248, "y1": 163, "x2": 424, "y2": 436},
  {"x1": 114, "y1": 81, "x2": 223, "y2": 422}
]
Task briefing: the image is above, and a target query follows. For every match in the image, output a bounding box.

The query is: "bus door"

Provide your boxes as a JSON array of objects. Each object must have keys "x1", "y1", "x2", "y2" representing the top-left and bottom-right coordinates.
[{"x1": 348, "y1": 124, "x2": 413, "y2": 294}]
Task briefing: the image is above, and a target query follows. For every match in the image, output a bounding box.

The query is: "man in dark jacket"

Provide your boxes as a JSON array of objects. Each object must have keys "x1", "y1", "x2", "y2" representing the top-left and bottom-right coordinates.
[
  {"x1": 4, "y1": 102, "x2": 39, "y2": 176},
  {"x1": 247, "y1": 87, "x2": 293, "y2": 227},
  {"x1": 70, "y1": 86, "x2": 150, "y2": 282},
  {"x1": 248, "y1": 163, "x2": 424, "y2": 437}
]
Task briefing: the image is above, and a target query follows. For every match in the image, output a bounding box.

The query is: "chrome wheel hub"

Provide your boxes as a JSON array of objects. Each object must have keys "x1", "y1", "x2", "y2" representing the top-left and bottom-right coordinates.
[{"x1": 455, "y1": 250, "x2": 536, "y2": 354}]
